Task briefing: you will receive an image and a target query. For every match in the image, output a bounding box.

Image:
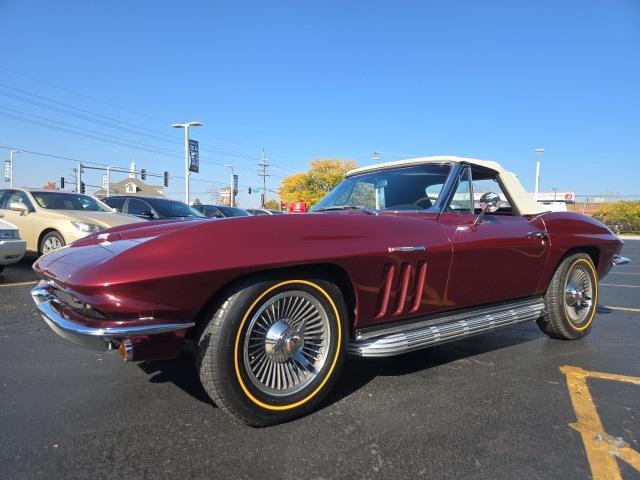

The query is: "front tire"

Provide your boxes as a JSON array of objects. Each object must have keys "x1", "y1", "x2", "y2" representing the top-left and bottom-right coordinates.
[
  {"x1": 40, "y1": 231, "x2": 65, "y2": 255},
  {"x1": 196, "y1": 273, "x2": 347, "y2": 426},
  {"x1": 537, "y1": 253, "x2": 598, "y2": 340}
]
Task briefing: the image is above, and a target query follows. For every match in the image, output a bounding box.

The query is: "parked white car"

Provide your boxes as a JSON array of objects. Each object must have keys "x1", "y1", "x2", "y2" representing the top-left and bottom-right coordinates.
[{"x1": 0, "y1": 216, "x2": 26, "y2": 274}]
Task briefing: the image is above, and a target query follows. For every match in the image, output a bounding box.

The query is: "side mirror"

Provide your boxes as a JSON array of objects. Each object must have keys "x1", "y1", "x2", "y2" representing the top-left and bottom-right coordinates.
[
  {"x1": 474, "y1": 192, "x2": 501, "y2": 225},
  {"x1": 9, "y1": 202, "x2": 29, "y2": 214},
  {"x1": 141, "y1": 210, "x2": 156, "y2": 219}
]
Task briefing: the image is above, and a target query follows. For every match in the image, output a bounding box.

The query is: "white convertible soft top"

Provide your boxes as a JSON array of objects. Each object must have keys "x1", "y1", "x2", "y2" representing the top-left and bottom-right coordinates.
[{"x1": 347, "y1": 156, "x2": 546, "y2": 216}]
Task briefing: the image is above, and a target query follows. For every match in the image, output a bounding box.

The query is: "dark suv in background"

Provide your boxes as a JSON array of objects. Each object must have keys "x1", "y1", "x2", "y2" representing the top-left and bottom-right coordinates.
[
  {"x1": 193, "y1": 204, "x2": 251, "y2": 218},
  {"x1": 103, "y1": 195, "x2": 205, "y2": 220}
]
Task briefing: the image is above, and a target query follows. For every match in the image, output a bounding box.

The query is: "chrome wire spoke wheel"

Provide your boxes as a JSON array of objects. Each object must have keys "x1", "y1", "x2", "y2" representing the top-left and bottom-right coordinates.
[
  {"x1": 564, "y1": 263, "x2": 594, "y2": 325},
  {"x1": 243, "y1": 290, "x2": 331, "y2": 397},
  {"x1": 43, "y1": 236, "x2": 63, "y2": 254}
]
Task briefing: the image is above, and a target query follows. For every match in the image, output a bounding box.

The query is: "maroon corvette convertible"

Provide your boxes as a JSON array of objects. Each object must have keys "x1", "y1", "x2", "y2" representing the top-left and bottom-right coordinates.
[{"x1": 31, "y1": 156, "x2": 629, "y2": 426}]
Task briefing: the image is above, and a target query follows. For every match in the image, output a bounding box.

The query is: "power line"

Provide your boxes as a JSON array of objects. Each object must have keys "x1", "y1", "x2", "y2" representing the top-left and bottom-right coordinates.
[{"x1": 0, "y1": 70, "x2": 298, "y2": 168}]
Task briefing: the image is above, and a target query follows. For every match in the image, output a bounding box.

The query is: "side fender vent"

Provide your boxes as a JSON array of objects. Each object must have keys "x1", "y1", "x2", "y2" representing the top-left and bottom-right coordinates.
[{"x1": 375, "y1": 265, "x2": 395, "y2": 319}]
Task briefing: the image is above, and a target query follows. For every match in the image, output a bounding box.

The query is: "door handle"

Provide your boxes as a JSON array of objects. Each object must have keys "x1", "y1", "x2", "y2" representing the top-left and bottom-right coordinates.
[{"x1": 526, "y1": 231, "x2": 549, "y2": 240}]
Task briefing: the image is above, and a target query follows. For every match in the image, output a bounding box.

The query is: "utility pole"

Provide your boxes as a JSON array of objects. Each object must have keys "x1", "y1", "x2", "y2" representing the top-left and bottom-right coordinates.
[
  {"x1": 171, "y1": 121, "x2": 203, "y2": 204},
  {"x1": 106, "y1": 166, "x2": 111, "y2": 197},
  {"x1": 534, "y1": 148, "x2": 544, "y2": 199},
  {"x1": 258, "y1": 149, "x2": 269, "y2": 207},
  {"x1": 9, "y1": 150, "x2": 20, "y2": 188},
  {"x1": 77, "y1": 162, "x2": 82, "y2": 193},
  {"x1": 225, "y1": 164, "x2": 235, "y2": 207}
]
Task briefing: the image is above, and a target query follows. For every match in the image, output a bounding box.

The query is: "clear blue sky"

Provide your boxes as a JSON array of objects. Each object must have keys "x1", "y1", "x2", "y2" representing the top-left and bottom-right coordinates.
[{"x1": 1, "y1": 0, "x2": 639, "y2": 205}]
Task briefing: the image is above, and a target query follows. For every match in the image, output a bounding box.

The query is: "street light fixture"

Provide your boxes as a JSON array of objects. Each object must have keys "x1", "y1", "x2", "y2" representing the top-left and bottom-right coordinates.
[
  {"x1": 534, "y1": 148, "x2": 544, "y2": 199},
  {"x1": 171, "y1": 121, "x2": 203, "y2": 204},
  {"x1": 225, "y1": 164, "x2": 235, "y2": 207},
  {"x1": 9, "y1": 150, "x2": 20, "y2": 188}
]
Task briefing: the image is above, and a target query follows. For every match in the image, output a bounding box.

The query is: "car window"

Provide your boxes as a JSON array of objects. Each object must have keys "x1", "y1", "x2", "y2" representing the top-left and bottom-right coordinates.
[
  {"x1": 0, "y1": 190, "x2": 34, "y2": 211},
  {"x1": 31, "y1": 191, "x2": 110, "y2": 211},
  {"x1": 447, "y1": 167, "x2": 473, "y2": 213},
  {"x1": 150, "y1": 199, "x2": 205, "y2": 218},
  {"x1": 127, "y1": 198, "x2": 154, "y2": 217},
  {"x1": 216, "y1": 206, "x2": 250, "y2": 217},
  {"x1": 471, "y1": 168, "x2": 514, "y2": 215},
  {"x1": 201, "y1": 206, "x2": 223, "y2": 218},
  {"x1": 104, "y1": 197, "x2": 126, "y2": 212},
  {"x1": 313, "y1": 164, "x2": 451, "y2": 211}
]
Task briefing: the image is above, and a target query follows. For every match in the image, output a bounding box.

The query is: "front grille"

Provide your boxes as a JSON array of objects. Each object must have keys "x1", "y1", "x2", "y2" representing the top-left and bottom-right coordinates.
[{"x1": 46, "y1": 281, "x2": 108, "y2": 320}]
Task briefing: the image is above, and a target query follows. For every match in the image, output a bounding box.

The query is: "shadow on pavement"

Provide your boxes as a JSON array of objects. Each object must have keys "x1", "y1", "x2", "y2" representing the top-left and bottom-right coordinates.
[{"x1": 137, "y1": 324, "x2": 539, "y2": 412}]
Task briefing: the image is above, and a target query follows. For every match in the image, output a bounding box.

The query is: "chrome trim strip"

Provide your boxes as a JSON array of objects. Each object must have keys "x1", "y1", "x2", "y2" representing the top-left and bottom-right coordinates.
[
  {"x1": 31, "y1": 283, "x2": 194, "y2": 351},
  {"x1": 349, "y1": 297, "x2": 545, "y2": 357},
  {"x1": 611, "y1": 255, "x2": 631, "y2": 266},
  {"x1": 388, "y1": 246, "x2": 427, "y2": 253}
]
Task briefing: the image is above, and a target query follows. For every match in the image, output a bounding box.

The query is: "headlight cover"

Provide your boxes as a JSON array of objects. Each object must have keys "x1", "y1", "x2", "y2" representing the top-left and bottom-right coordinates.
[
  {"x1": 71, "y1": 221, "x2": 103, "y2": 233},
  {"x1": 0, "y1": 229, "x2": 20, "y2": 240}
]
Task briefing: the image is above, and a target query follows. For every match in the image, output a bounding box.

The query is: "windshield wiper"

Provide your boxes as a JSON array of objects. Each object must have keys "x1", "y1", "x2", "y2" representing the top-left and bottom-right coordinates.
[{"x1": 314, "y1": 205, "x2": 378, "y2": 215}]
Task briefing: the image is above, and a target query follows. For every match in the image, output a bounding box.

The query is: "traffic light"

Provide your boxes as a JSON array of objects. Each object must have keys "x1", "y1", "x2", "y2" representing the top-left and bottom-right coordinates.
[
  {"x1": 80, "y1": 182, "x2": 86, "y2": 194},
  {"x1": 60, "y1": 177, "x2": 65, "y2": 189},
  {"x1": 140, "y1": 168, "x2": 147, "y2": 181},
  {"x1": 163, "y1": 171, "x2": 169, "y2": 187},
  {"x1": 248, "y1": 187, "x2": 252, "y2": 194}
]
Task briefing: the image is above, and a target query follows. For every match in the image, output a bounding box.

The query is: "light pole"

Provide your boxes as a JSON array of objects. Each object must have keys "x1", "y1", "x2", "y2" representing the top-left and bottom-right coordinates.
[
  {"x1": 225, "y1": 164, "x2": 235, "y2": 207},
  {"x1": 171, "y1": 121, "x2": 203, "y2": 204},
  {"x1": 534, "y1": 148, "x2": 544, "y2": 199},
  {"x1": 9, "y1": 150, "x2": 20, "y2": 188}
]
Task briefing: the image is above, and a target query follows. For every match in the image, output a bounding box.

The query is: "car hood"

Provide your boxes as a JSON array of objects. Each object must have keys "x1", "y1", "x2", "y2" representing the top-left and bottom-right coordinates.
[
  {"x1": 0, "y1": 217, "x2": 18, "y2": 230},
  {"x1": 41, "y1": 209, "x2": 143, "y2": 228}
]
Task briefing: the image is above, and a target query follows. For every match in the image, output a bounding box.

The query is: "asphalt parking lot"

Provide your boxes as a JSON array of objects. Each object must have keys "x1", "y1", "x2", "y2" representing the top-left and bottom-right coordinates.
[{"x1": 1, "y1": 242, "x2": 639, "y2": 480}]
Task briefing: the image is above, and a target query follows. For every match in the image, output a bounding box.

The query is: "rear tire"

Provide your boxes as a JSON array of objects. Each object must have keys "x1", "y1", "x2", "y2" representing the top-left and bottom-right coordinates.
[
  {"x1": 537, "y1": 253, "x2": 598, "y2": 340},
  {"x1": 40, "y1": 231, "x2": 65, "y2": 255},
  {"x1": 196, "y1": 273, "x2": 347, "y2": 427}
]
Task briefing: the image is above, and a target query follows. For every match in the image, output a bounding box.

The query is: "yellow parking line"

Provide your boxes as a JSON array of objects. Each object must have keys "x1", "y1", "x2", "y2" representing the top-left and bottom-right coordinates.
[
  {"x1": 604, "y1": 306, "x2": 640, "y2": 313},
  {"x1": 561, "y1": 366, "x2": 640, "y2": 480},
  {"x1": 0, "y1": 280, "x2": 38, "y2": 288}
]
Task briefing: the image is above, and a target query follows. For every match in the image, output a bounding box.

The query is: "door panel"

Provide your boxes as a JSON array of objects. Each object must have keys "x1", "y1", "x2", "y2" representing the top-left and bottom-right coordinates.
[{"x1": 438, "y1": 212, "x2": 549, "y2": 308}]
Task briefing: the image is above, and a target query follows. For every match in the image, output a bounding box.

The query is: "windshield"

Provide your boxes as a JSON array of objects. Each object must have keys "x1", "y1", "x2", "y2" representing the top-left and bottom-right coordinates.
[
  {"x1": 32, "y1": 192, "x2": 112, "y2": 212},
  {"x1": 216, "y1": 206, "x2": 250, "y2": 217},
  {"x1": 312, "y1": 164, "x2": 452, "y2": 212},
  {"x1": 152, "y1": 199, "x2": 205, "y2": 218}
]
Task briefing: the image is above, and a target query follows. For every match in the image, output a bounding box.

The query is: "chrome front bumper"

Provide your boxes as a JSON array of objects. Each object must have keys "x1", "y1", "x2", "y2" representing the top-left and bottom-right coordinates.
[
  {"x1": 31, "y1": 282, "x2": 195, "y2": 351},
  {"x1": 611, "y1": 255, "x2": 631, "y2": 266}
]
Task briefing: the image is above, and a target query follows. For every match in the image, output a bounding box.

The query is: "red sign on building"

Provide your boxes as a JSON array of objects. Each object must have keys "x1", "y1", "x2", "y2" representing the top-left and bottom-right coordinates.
[{"x1": 288, "y1": 202, "x2": 307, "y2": 213}]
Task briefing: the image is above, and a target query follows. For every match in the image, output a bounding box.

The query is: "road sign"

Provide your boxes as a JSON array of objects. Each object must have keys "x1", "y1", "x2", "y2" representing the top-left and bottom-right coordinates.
[
  {"x1": 188, "y1": 139, "x2": 199, "y2": 173},
  {"x1": 233, "y1": 174, "x2": 238, "y2": 196},
  {"x1": 101, "y1": 174, "x2": 108, "y2": 190},
  {"x1": 3, "y1": 161, "x2": 9, "y2": 182}
]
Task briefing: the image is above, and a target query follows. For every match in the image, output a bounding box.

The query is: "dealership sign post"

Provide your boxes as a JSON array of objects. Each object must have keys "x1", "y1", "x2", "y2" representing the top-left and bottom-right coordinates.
[{"x1": 3, "y1": 161, "x2": 10, "y2": 182}]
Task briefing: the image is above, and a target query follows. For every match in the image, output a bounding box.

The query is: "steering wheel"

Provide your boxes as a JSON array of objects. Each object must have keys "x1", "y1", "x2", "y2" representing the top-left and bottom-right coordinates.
[{"x1": 412, "y1": 196, "x2": 433, "y2": 209}]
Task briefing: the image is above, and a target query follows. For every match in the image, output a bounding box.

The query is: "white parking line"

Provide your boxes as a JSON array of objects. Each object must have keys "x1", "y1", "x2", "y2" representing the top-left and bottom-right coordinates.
[
  {"x1": 601, "y1": 283, "x2": 640, "y2": 288},
  {"x1": 605, "y1": 306, "x2": 640, "y2": 313},
  {"x1": 608, "y1": 272, "x2": 640, "y2": 276},
  {"x1": 0, "y1": 280, "x2": 38, "y2": 288}
]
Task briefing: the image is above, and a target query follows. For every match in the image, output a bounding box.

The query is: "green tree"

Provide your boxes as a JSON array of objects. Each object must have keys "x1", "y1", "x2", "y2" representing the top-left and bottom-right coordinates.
[
  {"x1": 192, "y1": 198, "x2": 202, "y2": 206},
  {"x1": 264, "y1": 199, "x2": 280, "y2": 210},
  {"x1": 278, "y1": 159, "x2": 358, "y2": 207}
]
